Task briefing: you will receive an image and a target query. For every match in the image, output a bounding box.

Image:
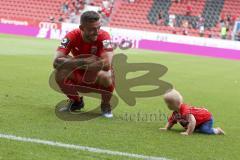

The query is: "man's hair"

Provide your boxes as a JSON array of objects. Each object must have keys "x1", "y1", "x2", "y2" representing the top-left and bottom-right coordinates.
[{"x1": 80, "y1": 11, "x2": 100, "y2": 25}]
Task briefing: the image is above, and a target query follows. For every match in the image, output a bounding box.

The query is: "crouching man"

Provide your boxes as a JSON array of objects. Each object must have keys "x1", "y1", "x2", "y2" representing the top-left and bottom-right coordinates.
[{"x1": 53, "y1": 11, "x2": 114, "y2": 118}]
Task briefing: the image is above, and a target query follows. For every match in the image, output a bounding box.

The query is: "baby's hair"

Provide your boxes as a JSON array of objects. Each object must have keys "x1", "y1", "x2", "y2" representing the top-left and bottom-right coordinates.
[{"x1": 163, "y1": 89, "x2": 183, "y2": 104}]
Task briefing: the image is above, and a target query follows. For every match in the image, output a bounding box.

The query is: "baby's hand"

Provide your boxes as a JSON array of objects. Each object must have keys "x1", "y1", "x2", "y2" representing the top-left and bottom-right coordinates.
[
  {"x1": 159, "y1": 128, "x2": 167, "y2": 131},
  {"x1": 180, "y1": 132, "x2": 189, "y2": 136}
]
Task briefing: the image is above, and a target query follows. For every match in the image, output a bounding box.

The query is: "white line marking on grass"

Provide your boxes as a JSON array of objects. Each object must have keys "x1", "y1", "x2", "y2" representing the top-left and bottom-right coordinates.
[{"x1": 0, "y1": 133, "x2": 170, "y2": 160}]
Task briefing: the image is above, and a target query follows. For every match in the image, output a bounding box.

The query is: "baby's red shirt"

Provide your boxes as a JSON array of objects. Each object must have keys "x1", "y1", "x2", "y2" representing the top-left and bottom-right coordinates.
[{"x1": 168, "y1": 103, "x2": 212, "y2": 127}]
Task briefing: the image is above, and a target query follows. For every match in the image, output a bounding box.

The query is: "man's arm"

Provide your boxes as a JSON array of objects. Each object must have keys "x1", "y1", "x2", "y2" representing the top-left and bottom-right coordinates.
[
  {"x1": 181, "y1": 114, "x2": 196, "y2": 136},
  {"x1": 86, "y1": 50, "x2": 113, "y2": 72},
  {"x1": 98, "y1": 32, "x2": 114, "y2": 71},
  {"x1": 53, "y1": 51, "x2": 98, "y2": 70},
  {"x1": 100, "y1": 51, "x2": 113, "y2": 71}
]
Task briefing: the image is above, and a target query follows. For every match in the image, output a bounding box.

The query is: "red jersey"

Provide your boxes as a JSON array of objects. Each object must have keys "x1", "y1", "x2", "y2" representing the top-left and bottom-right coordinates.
[
  {"x1": 168, "y1": 104, "x2": 212, "y2": 128},
  {"x1": 57, "y1": 28, "x2": 113, "y2": 57},
  {"x1": 57, "y1": 29, "x2": 113, "y2": 85}
]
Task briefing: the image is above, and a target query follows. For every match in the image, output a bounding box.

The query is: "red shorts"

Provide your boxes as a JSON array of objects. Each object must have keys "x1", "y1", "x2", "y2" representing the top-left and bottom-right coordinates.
[{"x1": 65, "y1": 69, "x2": 114, "y2": 92}]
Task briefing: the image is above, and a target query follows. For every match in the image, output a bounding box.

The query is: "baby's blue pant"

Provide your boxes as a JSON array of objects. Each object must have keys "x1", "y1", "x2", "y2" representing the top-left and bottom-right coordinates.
[{"x1": 197, "y1": 117, "x2": 215, "y2": 134}]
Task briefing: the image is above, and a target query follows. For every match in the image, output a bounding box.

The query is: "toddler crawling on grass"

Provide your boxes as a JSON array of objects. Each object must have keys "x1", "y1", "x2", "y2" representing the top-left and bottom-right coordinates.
[{"x1": 160, "y1": 89, "x2": 225, "y2": 136}]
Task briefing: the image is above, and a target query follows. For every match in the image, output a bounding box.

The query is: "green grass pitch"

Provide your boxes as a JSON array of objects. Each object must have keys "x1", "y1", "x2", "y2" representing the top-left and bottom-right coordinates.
[{"x1": 0, "y1": 34, "x2": 240, "y2": 160}]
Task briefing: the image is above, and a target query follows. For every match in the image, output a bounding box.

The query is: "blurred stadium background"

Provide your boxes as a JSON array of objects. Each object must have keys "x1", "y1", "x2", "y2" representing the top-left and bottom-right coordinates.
[
  {"x1": 0, "y1": 0, "x2": 240, "y2": 40},
  {"x1": 1, "y1": 0, "x2": 240, "y2": 59}
]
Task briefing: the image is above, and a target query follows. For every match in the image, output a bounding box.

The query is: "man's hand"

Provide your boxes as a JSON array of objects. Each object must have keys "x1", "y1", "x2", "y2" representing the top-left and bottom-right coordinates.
[
  {"x1": 83, "y1": 56, "x2": 104, "y2": 72},
  {"x1": 81, "y1": 55, "x2": 100, "y2": 65},
  {"x1": 180, "y1": 132, "x2": 189, "y2": 136}
]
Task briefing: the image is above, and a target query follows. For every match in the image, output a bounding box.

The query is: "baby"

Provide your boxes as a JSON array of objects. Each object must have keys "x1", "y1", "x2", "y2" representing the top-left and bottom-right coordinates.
[{"x1": 160, "y1": 89, "x2": 225, "y2": 136}]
